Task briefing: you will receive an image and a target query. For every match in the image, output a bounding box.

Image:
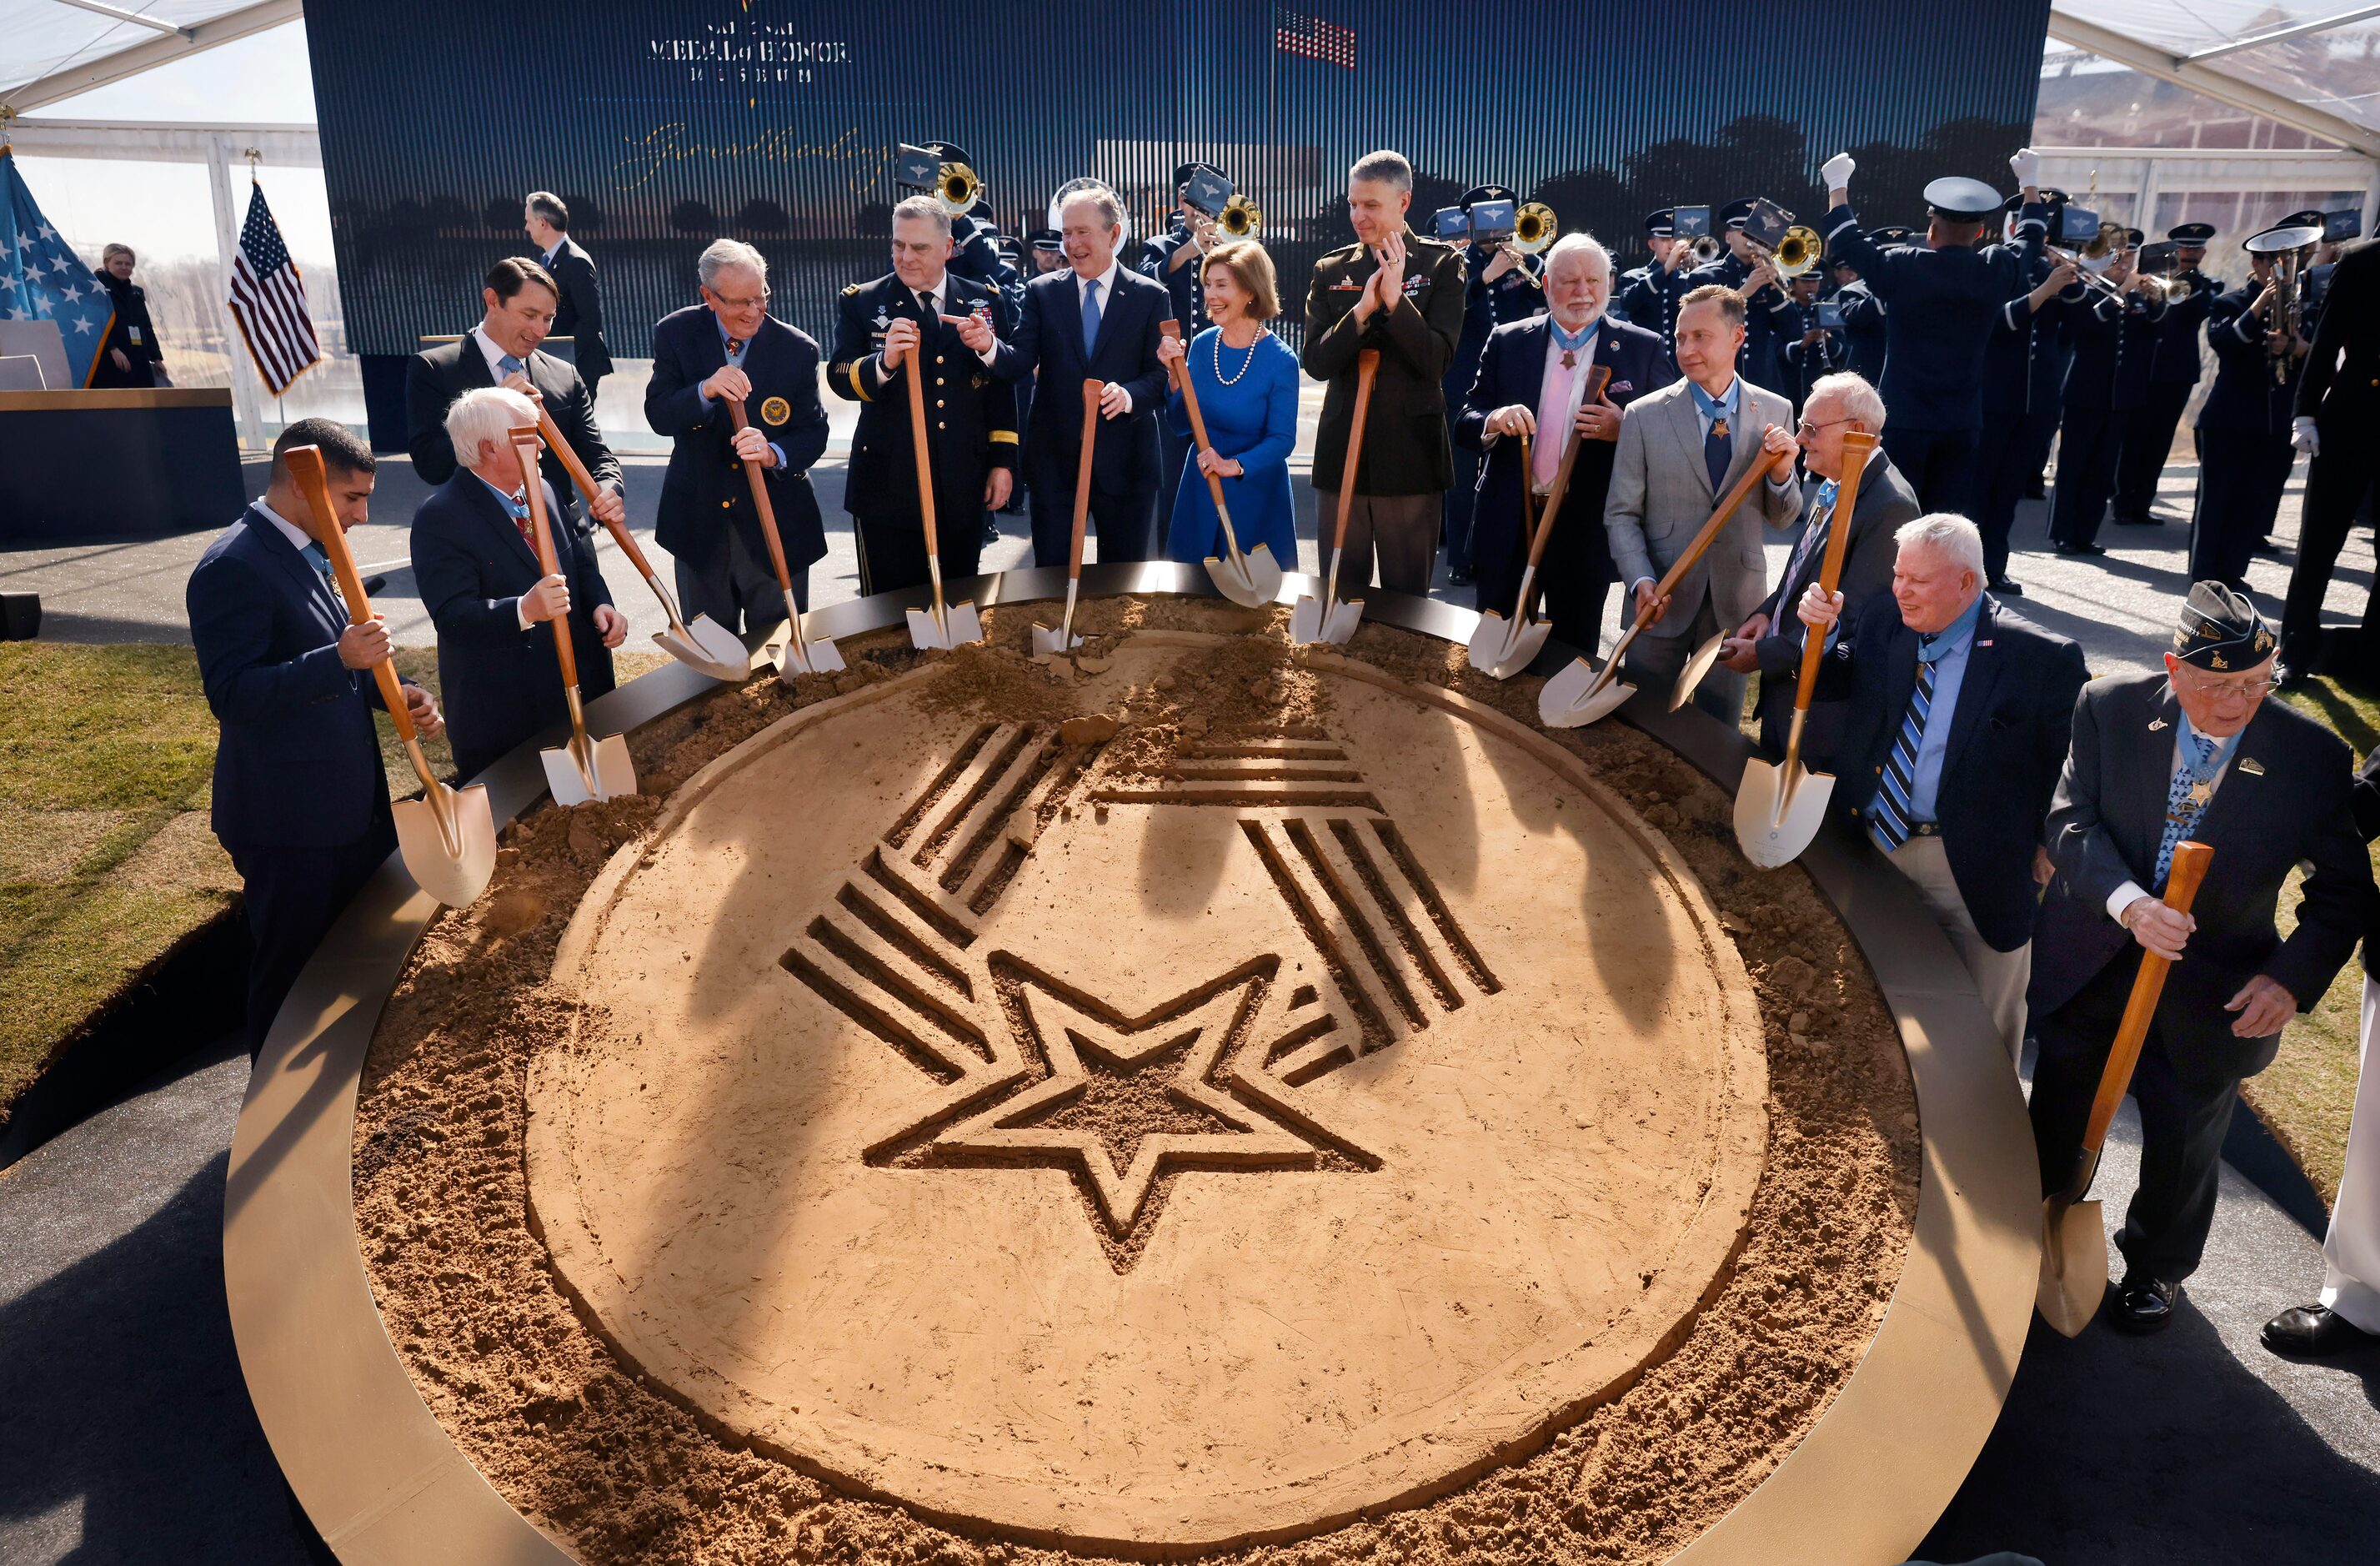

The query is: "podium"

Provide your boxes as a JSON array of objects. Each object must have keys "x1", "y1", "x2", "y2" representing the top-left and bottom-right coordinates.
[{"x1": 0, "y1": 388, "x2": 245, "y2": 543}]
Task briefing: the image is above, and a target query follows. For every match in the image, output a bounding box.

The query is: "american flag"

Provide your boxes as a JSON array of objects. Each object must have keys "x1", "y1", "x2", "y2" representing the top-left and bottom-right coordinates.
[
  {"x1": 1275, "y1": 7, "x2": 1355, "y2": 68},
  {"x1": 227, "y1": 181, "x2": 319, "y2": 395},
  {"x1": 1, "y1": 149, "x2": 114, "y2": 387}
]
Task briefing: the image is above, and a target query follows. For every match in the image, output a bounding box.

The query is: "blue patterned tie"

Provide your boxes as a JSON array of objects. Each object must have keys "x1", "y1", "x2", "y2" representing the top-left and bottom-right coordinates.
[
  {"x1": 1081, "y1": 276, "x2": 1103, "y2": 356},
  {"x1": 2156, "y1": 733, "x2": 2221, "y2": 886},
  {"x1": 1704, "y1": 411, "x2": 1731, "y2": 494},
  {"x1": 300, "y1": 540, "x2": 333, "y2": 578},
  {"x1": 498, "y1": 353, "x2": 524, "y2": 378},
  {"x1": 1868, "y1": 638, "x2": 1939, "y2": 854}
]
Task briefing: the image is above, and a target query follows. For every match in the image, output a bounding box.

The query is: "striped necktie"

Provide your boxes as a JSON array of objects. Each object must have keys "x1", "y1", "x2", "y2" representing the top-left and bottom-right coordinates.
[
  {"x1": 1868, "y1": 637, "x2": 1939, "y2": 854},
  {"x1": 2156, "y1": 733, "x2": 2222, "y2": 886}
]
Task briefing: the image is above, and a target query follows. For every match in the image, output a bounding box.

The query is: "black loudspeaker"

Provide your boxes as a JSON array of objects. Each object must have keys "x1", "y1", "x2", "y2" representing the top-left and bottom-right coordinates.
[{"x1": 0, "y1": 593, "x2": 39, "y2": 640}]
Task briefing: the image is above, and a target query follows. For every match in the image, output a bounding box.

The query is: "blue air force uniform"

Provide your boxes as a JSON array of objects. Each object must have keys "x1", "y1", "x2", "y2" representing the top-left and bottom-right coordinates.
[
  {"x1": 1971, "y1": 243, "x2": 2067, "y2": 586},
  {"x1": 827, "y1": 270, "x2": 1019, "y2": 595},
  {"x1": 2113, "y1": 228, "x2": 2222, "y2": 525},
  {"x1": 1141, "y1": 210, "x2": 1215, "y2": 550},
  {"x1": 2047, "y1": 282, "x2": 2169, "y2": 550},
  {"x1": 2189, "y1": 285, "x2": 2303, "y2": 587},
  {"x1": 1443, "y1": 219, "x2": 1546, "y2": 583},
  {"x1": 1687, "y1": 248, "x2": 1795, "y2": 394},
  {"x1": 1778, "y1": 295, "x2": 1842, "y2": 414}
]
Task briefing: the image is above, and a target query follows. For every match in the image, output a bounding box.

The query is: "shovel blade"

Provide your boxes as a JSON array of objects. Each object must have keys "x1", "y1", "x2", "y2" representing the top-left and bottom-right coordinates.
[
  {"x1": 1466, "y1": 610, "x2": 1553, "y2": 681},
  {"x1": 653, "y1": 615, "x2": 752, "y2": 683},
  {"x1": 1734, "y1": 759, "x2": 1835, "y2": 868},
  {"x1": 906, "y1": 599, "x2": 985, "y2": 651},
  {"x1": 1670, "y1": 632, "x2": 1728, "y2": 713},
  {"x1": 1030, "y1": 621, "x2": 1085, "y2": 657},
  {"x1": 774, "y1": 636, "x2": 847, "y2": 685},
  {"x1": 1205, "y1": 543, "x2": 1286, "y2": 608},
  {"x1": 2037, "y1": 1196, "x2": 2108, "y2": 1338},
  {"x1": 543, "y1": 730, "x2": 638, "y2": 807},
  {"x1": 1536, "y1": 656, "x2": 1635, "y2": 729},
  {"x1": 1320, "y1": 597, "x2": 1365, "y2": 645},
  {"x1": 1287, "y1": 594, "x2": 1325, "y2": 645},
  {"x1": 391, "y1": 782, "x2": 498, "y2": 908}
]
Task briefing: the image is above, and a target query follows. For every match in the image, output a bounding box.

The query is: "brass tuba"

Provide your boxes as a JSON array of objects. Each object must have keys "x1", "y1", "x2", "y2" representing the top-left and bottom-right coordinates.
[
  {"x1": 1219, "y1": 193, "x2": 1262, "y2": 237},
  {"x1": 935, "y1": 161, "x2": 983, "y2": 215},
  {"x1": 1771, "y1": 224, "x2": 1822, "y2": 278},
  {"x1": 1513, "y1": 202, "x2": 1559, "y2": 254}
]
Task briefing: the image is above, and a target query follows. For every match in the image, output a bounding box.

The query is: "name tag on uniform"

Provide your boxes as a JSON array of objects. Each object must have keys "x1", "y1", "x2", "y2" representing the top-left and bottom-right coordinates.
[
  {"x1": 1331, "y1": 279, "x2": 1362, "y2": 291},
  {"x1": 128, "y1": 325, "x2": 143, "y2": 345}
]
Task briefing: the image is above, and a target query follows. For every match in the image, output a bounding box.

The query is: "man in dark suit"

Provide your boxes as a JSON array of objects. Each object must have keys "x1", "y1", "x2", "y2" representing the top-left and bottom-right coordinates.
[
  {"x1": 2030, "y1": 584, "x2": 2372, "y2": 1333},
  {"x1": 1455, "y1": 233, "x2": 1671, "y2": 655},
  {"x1": 1301, "y1": 148, "x2": 1468, "y2": 596},
  {"x1": 645, "y1": 238, "x2": 831, "y2": 632},
  {"x1": 1441, "y1": 184, "x2": 1548, "y2": 587},
  {"x1": 524, "y1": 191, "x2": 614, "y2": 399},
  {"x1": 404, "y1": 257, "x2": 622, "y2": 536},
  {"x1": 1722, "y1": 372, "x2": 1921, "y2": 765},
  {"x1": 829, "y1": 195, "x2": 1019, "y2": 595},
  {"x1": 1794, "y1": 514, "x2": 2087, "y2": 1058},
  {"x1": 413, "y1": 386, "x2": 624, "y2": 783},
  {"x1": 186, "y1": 419, "x2": 443, "y2": 1055},
  {"x1": 1820, "y1": 149, "x2": 2050, "y2": 514},
  {"x1": 985, "y1": 179, "x2": 1169, "y2": 566},
  {"x1": 2279, "y1": 235, "x2": 2380, "y2": 685}
]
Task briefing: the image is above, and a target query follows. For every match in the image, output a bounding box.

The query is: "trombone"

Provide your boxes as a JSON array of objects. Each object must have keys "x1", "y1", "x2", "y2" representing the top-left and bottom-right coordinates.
[
  {"x1": 1766, "y1": 223, "x2": 1822, "y2": 279},
  {"x1": 935, "y1": 160, "x2": 984, "y2": 215}
]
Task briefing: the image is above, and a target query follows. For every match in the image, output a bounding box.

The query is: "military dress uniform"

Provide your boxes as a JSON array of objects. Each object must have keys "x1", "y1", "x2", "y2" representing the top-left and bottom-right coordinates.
[
  {"x1": 1442, "y1": 184, "x2": 1546, "y2": 585},
  {"x1": 1831, "y1": 269, "x2": 1888, "y2": 386},
  {"x1": 1141, "y1": 170, "x2": 1226, "y2": 553},
  {"x1": 1301, "y1": 226, "x2": 1469, "y2": 595},
  {"x1": 2188, "y1": 284, "x2": 2302, "y2": 589},
  {"x1": 1617, "y1": 209, "x2": 1692, "y2": 369},
  {"x1": 2112, "y1": 224, "x2": 2222, "y2": 525},
  {"x1": 1689, "y1": 215, "x2": 1796, "y2": 393},
  {"x1": 2047, "y1": 279, "x2": 2168, "y2": 552},
  {"x1": 1971, "y1": 240, "x2": 2067, "y2": 588},
  {"x1": 1777, "y1": 294, "x2": 1841, "y2": 415},
  {"x1": 828, "y1": 270, "x2": 1019, "y2": 595},
  {"x1": 2280, "y1": 235, "x2": 2380, "y2": 679}
]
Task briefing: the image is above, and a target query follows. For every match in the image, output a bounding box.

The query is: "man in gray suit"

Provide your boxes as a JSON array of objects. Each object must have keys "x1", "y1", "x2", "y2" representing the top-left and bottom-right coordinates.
[{"x1": 1605, "y1": 284, "x2": 1802, "y2": 723}]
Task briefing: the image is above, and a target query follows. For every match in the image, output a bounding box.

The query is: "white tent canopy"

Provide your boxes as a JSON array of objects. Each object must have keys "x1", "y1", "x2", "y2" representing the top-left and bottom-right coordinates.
[
  {"x1": 1, "y1": 0, "x2": 299, "y2": 113},
  {"x1": 2048, "y1": 3, "x2": 2380, "y2": 156}
]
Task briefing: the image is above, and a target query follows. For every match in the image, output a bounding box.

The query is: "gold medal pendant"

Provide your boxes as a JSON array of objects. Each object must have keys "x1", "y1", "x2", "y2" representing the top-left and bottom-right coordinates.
[{"x1": 2187, "y1": 779, "x2": 2215, "y2": 810}]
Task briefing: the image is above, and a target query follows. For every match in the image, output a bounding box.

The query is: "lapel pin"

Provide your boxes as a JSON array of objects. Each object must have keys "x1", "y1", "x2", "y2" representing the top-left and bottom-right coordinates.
[
  {"x1": 2239, "y1": 757, "x2": 2266, "y2": 775},
  {"x1": 2148, "y1": 717, "x2": 2169, "y2": 731}
]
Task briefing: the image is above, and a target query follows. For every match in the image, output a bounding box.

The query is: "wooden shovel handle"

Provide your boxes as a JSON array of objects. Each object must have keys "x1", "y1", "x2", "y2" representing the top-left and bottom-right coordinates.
[
  {"x1": 1521, "y1": 365, "x2": 1610, "y2": 575},
  {"x1": 2079, "y1": 841, "x2": 2214, "y2": 1164},
  {"x1": 900, "y1": 339, "x2": 941, "y2": 558},
  {"x1": 1789, "y1": 429, "x2": 1876, "y2": 716},
  {"x1": 1628, "y1": 442, "x2": 1792, "y2": 640},
  {"x1": 1160, "y1": 319, "x2": 1240, "y2": 523},
  {"x1": 1330, "y1": 350, "x2": 1382, "y2": 553},
  {"x1": 724, "y1": 397, "x2": 797, "y2": 595},
  {"x1": 513, "y1": 429, "x2": 578, "y2": 690},
  {"x1": 283, "y1": 445, "x2": 417, "y2": 744},
  {"x1": 534, "y1": 405, "x2": 654, "y2": 579},
  {"x1": 1067, "y1": 379, "x2": 1101, "y2": 580}
]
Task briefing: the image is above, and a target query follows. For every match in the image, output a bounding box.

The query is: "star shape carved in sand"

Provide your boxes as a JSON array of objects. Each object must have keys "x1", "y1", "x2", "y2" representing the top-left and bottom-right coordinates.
[{"x1": 921, "y1": 962, "x2": 1350, "y2": 1240}]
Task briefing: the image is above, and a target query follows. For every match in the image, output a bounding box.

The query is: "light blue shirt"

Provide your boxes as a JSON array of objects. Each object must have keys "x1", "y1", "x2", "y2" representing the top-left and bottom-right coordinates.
[
  {"x1": 705, "y1": 314, "x2": 785, "y2": 470},
  {"x1": 1907, "y1": 592, "x2": 1985, "y2": 821}
]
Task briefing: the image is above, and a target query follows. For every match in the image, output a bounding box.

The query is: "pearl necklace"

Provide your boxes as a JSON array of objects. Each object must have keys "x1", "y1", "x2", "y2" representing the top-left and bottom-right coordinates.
[{"x1": 1211, "y1": 328, "x2": 1263, "y2": 387}]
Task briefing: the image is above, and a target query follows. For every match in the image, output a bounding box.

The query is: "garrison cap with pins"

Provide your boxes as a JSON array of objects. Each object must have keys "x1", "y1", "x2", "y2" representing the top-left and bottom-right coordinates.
[
  {"x1": 1645, "y1": 208, "x2": 1676, "y2": 238},
  {"x1": 1924, "y1": 177, "x2": 2002, "y2": 222},
  {"x1": 2173, "y1": 581, "x2": 2275, "y2": 670},
  {"x1": 2167, "y1": 221, "x2": 2216, "y2": 245}
]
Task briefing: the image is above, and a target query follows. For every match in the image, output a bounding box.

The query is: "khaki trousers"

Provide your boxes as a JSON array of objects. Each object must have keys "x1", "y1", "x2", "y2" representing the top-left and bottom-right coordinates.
[
  {"x1": 1887, "y1": 833, "x2": 2030, "y2": 1062},
  {"x1": 1315, "y1": 489, "x2": 1442, "y2": 598}
]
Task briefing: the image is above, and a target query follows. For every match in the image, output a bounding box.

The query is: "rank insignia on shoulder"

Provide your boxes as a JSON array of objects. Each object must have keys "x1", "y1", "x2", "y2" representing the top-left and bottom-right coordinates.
[
  {"x1": 2239, "y1": 757, "x2": 2266, "y2": 775},
  {"x1": 760, "y1": 395, "x2": 792, "y2": 427}
]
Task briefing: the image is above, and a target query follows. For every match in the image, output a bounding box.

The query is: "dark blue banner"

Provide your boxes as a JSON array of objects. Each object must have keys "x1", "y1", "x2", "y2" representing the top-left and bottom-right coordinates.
[{"x1": 302, "y1": 0, "x2": 2052, "y2": 356}]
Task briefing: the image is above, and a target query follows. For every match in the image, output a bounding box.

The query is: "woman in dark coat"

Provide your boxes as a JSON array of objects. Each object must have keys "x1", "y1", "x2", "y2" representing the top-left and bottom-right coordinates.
[{"x1": 90, "y1": 243, "x2": 167, "y2": 389}]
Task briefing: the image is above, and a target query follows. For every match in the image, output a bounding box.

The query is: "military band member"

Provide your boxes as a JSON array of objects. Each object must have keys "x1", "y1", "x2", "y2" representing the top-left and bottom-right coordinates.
[
  {"x1": 1444, "y1": 183, "x2": 1548, "y2": 588},
  {"x1": 2030, "y1": 585, "x2": 2372, "y2": 1333},
  {"x1": 987, "y1": 180, "x2": 1170, "y2": 566},
  {"x1": 1605, "y1": 284, "x2": 1802, "y2": 724},
  {"x1": 2188, "y1": 241, "x2": 2310, "y2": 590},
  {"x1": 1777, "y1": 269, "x2": 1841, "y2": 415},
  {"x1": 188, "y1": 420, "x2": 443, "y2": 1056},
  {"x1": 405, "y1": 257, "x2": 623, "y2": 536},
  {"x1": 1300, "y1": 148, "x2": 1468, "y2": 597},
  {"x1": 646, "y1": 238, "x2": 831, "y2": 632},
  {"x1": 2112, "y1": 222, "x2": 2221, "y2": 527},
  {"x1": 912, "y1": 141, "x2": 1015, "y2": 291},
  {"x1": 1028, "y1": 228, "x2": 1067, "y2": 275},
  {"x1": 1618, "y1": 208, "x2": 1695, "y2": 367},
  {"x1": 1140, "y1": 163, "x2": 1230, "y2": 539},
  {"x1": 1820, "y1": 149, "x2": 2049, "y2": 515},
  {"x1": 1688, "y1": 199, "x2": 1794, "y2": 392},
  {"x1": 413, "y1": 387, "x2": 624, "y2": 784},
  {"x1": 2047, "y1": 243, "x2": 2169, "y2": 556},
  {"x1": 1455, "y1": 233, "x2": 1672, "y2": 653},
  {"x1": 2279, "y1": 227, "x2": 2379, "y2": 686},
  {"x1": 1723, "y1": 372, "x2": 1918, "y2": 765},
  {"x1": 1828, "y1": 248, "x2": 1888, "y2": 386},
  {"x1": 524, "y1": 191, "x2": 614, "y2": 400},
  {"x1": 829, "y1": 194, "x2": 1019, "y2": 595},
  {"x1": 1972, "y1": 224, "x2": 2080, "y2": 593}
]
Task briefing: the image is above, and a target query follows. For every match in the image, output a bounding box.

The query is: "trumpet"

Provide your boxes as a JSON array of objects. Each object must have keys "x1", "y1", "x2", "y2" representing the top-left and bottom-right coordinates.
[
  {"x1": 1688, "y1": 233, "x2": 1723, "y2": 264},
  {"x1": 1218, "y1": 192, "x2": 1262, "y2": 237},
  {"x1": 935, "y1": 161, "x2": 983, "y2": 215},
  {"x1": 1767, "y1": 223, "x2": 1822, "y2": 279},
  {"x1": 1513, "y1": 201, "x2": 1559, "y2": 254}
]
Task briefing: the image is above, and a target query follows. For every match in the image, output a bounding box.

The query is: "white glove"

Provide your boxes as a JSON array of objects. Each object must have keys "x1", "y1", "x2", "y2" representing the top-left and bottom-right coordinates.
[
  {"x1": 2009, "y1": 148, "x2": 2042, "y2": 188},
  {"x1": 2292, "y1": 416, "x2": 2320, "y2": 457},
  {"x1": 1821, "y1": 153, "x2": 1856, "y2": 191}
]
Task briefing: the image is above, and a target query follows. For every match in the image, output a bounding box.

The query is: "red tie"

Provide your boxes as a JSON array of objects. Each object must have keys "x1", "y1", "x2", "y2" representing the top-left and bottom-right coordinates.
[{"x1": 725, "y1": 337, "x2": 743, "y2": 358}]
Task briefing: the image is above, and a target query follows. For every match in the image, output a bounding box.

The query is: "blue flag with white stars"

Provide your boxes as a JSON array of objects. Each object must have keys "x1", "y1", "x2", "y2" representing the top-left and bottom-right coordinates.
[{"x1": 2, "y1": 149, "x2": 113, "y2": 388}]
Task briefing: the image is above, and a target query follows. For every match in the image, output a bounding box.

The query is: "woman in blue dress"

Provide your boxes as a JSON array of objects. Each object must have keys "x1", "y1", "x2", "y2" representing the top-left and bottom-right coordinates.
[{"x1": 1157, "y1": 239, "x2": 1301, "y2": 568}]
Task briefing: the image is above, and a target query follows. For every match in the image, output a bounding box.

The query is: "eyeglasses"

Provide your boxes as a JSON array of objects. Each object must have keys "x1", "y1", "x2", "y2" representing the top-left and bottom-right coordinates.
[
  {"x1": 1796, "y1": 415, "x2": 1853, "y2": 435},
  {"x1": 709, "y1": 289, "x2": 770, "y2": 309},
  {"x1": 2173, "y1": 669, "x2": 2275, "y2": 700}
]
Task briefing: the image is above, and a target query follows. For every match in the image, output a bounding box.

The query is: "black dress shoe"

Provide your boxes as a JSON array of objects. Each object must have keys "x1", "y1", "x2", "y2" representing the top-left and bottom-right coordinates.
[
  {"x1": 2053, "y1": 540, "x2": 2107, "y2": 557},
  {"x1": 2112, "y1": 1272, "x2": 2177, "y2": 1334},
  {"x1": 2262, "y1": 1303, "x2": 2376, "y2": 1357},
  {"x1": 1987, "y1": 577, "x2": 2025, "y2": 596}
]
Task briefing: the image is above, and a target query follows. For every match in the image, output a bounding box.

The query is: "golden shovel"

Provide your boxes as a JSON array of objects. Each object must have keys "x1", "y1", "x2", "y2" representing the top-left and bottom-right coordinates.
[
  {"x1": 513, "y1": 428, "x2": 638, "y2": 806},
  {"x1": 534, "y1": 406, "x2": 749, "y2": 682},
  {"x1": 1160, "y1": 318, "x2": 1285, "y2": 609},
  {"x1": 724, "y1": 396, "x2": 845, "y2": 680},
  {"x1": 899, "y1": 334, "x2": 984, "y2": 650},
  {"x1": 1290, "y1": 349, "x2": 1379, "y2": 646},
  {"x1": 2039, "y1": 841, "x2": 2213, "y2": 1337},
  {"x1": 1032, "y1": 379, "x2": 1105, "y2": 656},
  {"x1": 283, "y1": 446, "x2": 496, "y2": 908},
  {"x1": 1732, "y1": 430, "x2": 1876, "y2": 868},
  {"x1": 1467, "y1": 367, "x2": 1606, "y2": 680},
  {"x1": 1538, "y1": 444, "x2": 1794, "y2": 728}
]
